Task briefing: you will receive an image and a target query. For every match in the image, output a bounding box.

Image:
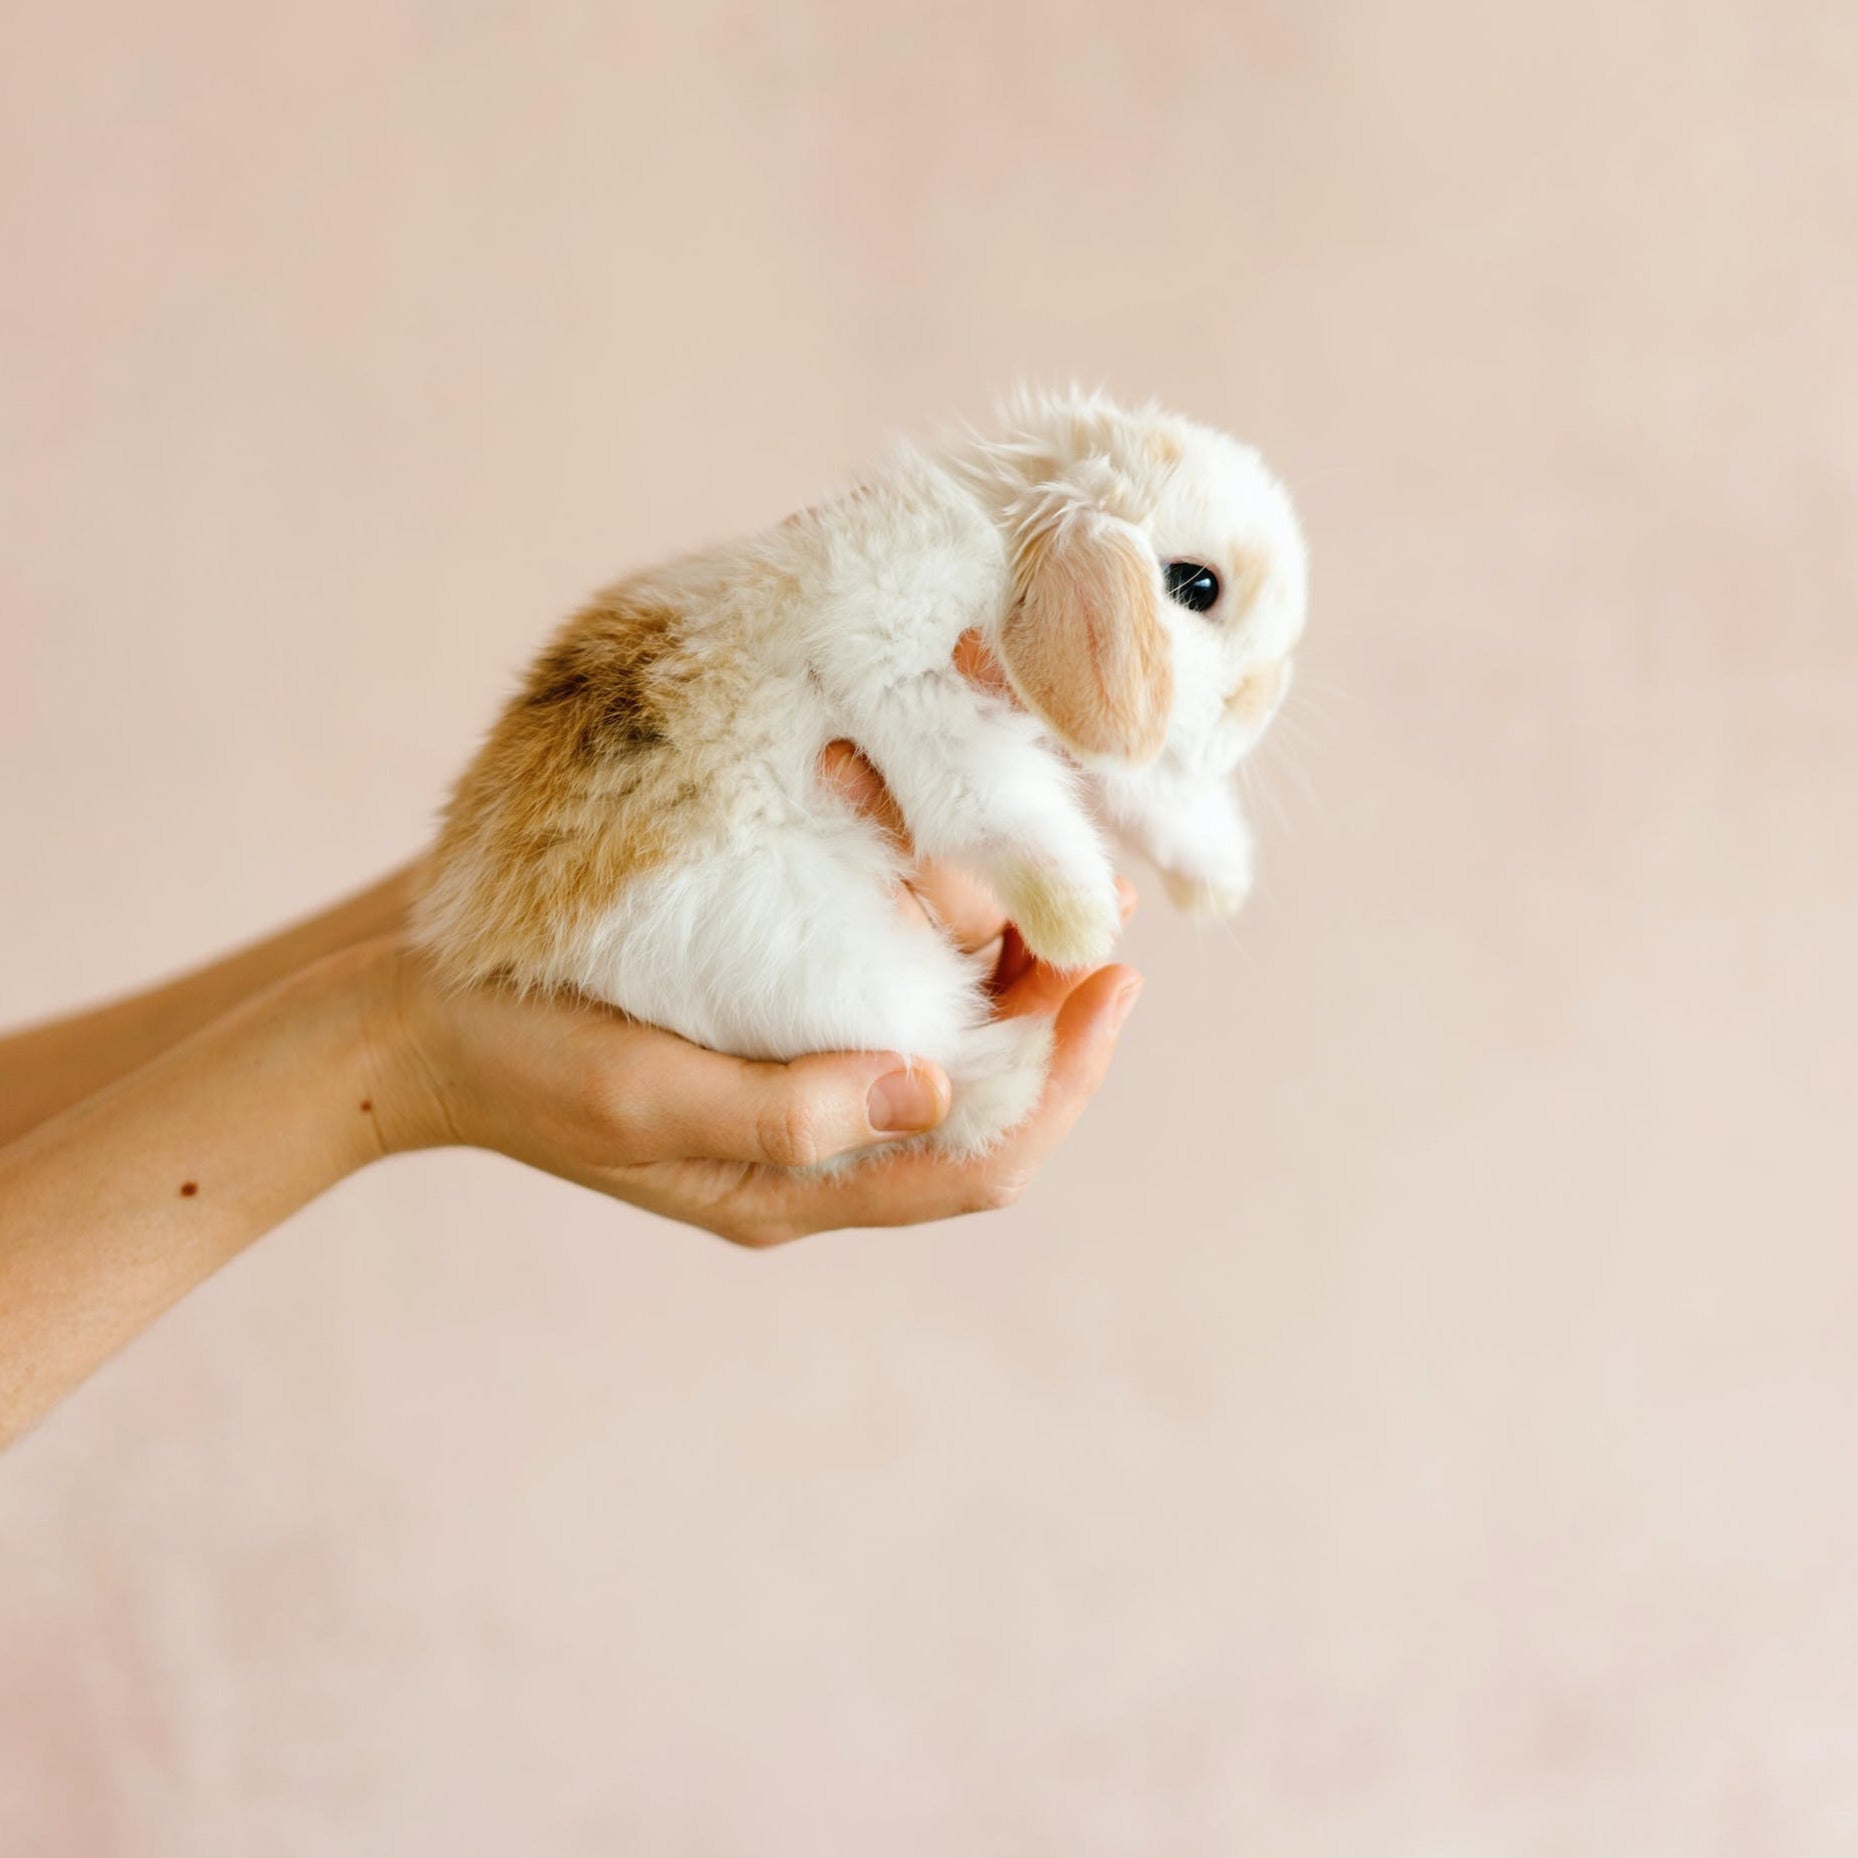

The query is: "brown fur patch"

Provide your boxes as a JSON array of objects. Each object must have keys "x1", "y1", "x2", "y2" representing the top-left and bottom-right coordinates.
[
  {"x1": 418, "y1": 585, "x2": 723, "y2": 987},
  {"x1": 520, "y1": 603, "x2": 676, "y2": 754},
  {"x1": 999, "y1": 515, "x2": 1172, "y2": 765}
]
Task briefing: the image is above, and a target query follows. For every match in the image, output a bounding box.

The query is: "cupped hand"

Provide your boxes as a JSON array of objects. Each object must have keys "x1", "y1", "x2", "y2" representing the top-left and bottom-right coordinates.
[{"x1": 368, "y1": 742, "x2": 1139, "y2": 1244}]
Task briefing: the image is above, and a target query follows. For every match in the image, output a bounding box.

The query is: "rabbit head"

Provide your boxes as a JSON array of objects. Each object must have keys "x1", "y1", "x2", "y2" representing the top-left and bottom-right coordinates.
[{"x1": 962, "y1": 389, "x2": 1308, "y2": 911}]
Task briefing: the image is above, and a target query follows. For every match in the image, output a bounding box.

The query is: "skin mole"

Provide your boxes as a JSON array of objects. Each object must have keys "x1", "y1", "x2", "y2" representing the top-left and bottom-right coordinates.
[
  {"x1": 179, "y1": 1181, "x2": 199, "y2": 1197},
  {"x1": 359, "y1": 1099, "x2": 373, "y2": 1113}
]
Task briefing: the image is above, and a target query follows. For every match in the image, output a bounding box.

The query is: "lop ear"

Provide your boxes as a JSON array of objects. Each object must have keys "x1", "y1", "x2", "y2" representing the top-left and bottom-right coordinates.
[{"x1": 996, "y1": 505, "x2": 1174, "y2": 765}]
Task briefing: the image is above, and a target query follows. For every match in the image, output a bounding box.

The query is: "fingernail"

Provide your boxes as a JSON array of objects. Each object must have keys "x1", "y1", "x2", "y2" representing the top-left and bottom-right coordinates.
[
  {"x1": 1110, "y1": 977, "x2": 1144, "y2": 1032},
  {"x1": 869, "y1": 1066, "x2": 944, "y2": 1134}
]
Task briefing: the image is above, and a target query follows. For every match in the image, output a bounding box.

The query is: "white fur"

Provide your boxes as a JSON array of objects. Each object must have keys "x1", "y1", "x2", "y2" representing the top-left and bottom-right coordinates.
[{"x1": 421, "y1": 391, "x2": 1308, "y2": 1157}]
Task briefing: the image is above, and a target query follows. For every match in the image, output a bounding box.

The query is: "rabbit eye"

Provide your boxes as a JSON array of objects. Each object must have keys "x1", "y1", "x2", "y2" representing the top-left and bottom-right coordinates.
[{"x1": 1164, "y1": 561, "x2": 1221, "y2": 614}]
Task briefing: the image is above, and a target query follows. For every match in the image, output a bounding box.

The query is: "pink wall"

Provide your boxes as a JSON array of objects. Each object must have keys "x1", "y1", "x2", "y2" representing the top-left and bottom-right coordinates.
[{"x1": 3, "y1": 3, "x2": 1856, "y2": 1850}]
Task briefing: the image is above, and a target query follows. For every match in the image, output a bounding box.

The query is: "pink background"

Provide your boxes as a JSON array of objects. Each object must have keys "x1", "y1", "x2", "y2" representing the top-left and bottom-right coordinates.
[{"x1": 4, "y1": 3, "x2": 1856, "y2": 1851}]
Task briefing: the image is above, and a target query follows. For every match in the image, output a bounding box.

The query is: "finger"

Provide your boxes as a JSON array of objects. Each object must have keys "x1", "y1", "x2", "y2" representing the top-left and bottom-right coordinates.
[
  {"x1": 817, "y1": 741, "x2": 909, "y2": 851},
  {"x1": 991, "y1": 962, "x2": 1139, "y2": 1174},
  {"x1": 627, "y1": 1037, "x2": 953, "y2": 1169},
  {"x1": 732, "y1": 963, "x2": 1141, "y2": 1237},
  {"x1": 988, "y1": 921, "x2": 1035, "y2": 997},
  {"x1": 992, "y1": 941, "x2": 1098, "y2": 1020},
  {"x1": 993, "y1": 924, "x2": 1137, "y2": 1020},
  {"x1": 990, "y1": 877, "x2": 1137, "y2": 998},
  {"x1": 952, "y1": 629, "x2": 1017, "y2": 701},
  {"x1": 906, "y1": 860, "x2": 1008, "y2": 954},
  {"x1": 818, "y1": 740, "x2": 1007, "y2": 952}
]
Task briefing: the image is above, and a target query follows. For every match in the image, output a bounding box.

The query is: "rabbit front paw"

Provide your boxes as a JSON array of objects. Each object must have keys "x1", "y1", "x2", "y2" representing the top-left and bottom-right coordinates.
[
  {"x1": 1162, "y1": 868, "x2": 1252, "y2": 918},
  {"x1": 997, "y1": 859, "x2": 1123, "y2": 969}
]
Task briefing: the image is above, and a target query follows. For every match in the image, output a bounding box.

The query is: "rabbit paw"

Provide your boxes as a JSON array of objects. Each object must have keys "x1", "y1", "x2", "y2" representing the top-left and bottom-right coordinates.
[
  {"x1": 1162, "y1": 868, "x2": 1252, "y2": 918},
  {"x1": 933, "y1": 1015, "x2": 1055, "y2": 1157},
  {"x1": 997, "y1": 859, "x2": 1123, "y2": 969}
]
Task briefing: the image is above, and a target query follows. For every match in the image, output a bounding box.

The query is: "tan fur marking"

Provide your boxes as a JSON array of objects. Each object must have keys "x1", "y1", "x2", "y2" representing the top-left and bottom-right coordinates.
[
  {"x1": 998, "y1": 515, "x2": 1173, "y2": 765},
  {"x1": 1226, "y1": 658, "x2": 1288, "y2": 730},
  {"x1": 419, "y1": 586, "x2": 732, "y2": 988},
  {"x1": 1223, "y1": 549, "x2": 1270, "y2": 619},
  {"x1": 520, "y1": 600, "x2": 677, "y2": 752}
]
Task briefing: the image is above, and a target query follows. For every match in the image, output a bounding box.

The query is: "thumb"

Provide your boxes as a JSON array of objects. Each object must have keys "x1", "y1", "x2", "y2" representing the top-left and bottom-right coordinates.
[{"x1": 650, "y1": 1045, "x2": 952, "y2": 1168}]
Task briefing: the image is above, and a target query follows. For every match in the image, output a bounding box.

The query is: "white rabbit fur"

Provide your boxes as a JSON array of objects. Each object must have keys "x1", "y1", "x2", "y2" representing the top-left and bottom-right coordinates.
[{"x1": 413, "y1": 389, "x2": 1308, "y2": 1156}]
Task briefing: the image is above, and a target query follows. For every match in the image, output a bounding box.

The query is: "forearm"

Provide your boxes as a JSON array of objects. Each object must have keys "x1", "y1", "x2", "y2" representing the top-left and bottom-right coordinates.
[
  {"x1": 0, "y1": 943, "x2": 396, "y2": 1447},
  {"x1": 0, "y1": 866, "x2": 415, "y2": 1146}
]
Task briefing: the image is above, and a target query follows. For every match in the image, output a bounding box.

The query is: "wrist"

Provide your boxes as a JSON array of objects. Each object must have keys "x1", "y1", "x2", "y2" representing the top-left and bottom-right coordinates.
[
  {"x1": 338, "y1": 936, "x2": 462, "y2": 1158},
  {"x1": 256, "y1": 940, "x2": 403, "y2": 1180}
]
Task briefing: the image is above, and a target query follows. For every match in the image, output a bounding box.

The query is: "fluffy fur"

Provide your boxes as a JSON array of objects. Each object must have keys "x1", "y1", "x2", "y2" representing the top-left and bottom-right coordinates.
[{"x1": 413, "y1": 390, "x2": 1309, "y2": 1155}]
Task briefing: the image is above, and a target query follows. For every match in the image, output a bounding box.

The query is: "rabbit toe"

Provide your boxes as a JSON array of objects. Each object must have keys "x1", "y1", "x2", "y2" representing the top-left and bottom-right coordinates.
[
  {"x1": 1162, "y1": 868, "x2": 1252, "y2": 918},
  {"x1": 997, "y1": 862, "x2": 1122, "y2": 970}
]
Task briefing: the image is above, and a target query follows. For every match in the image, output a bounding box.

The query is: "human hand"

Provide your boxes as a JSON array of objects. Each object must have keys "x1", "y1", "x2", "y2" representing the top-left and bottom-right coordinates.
[{"x1": 367, "y1": 743, "x2": 1140, "y2": 1244}]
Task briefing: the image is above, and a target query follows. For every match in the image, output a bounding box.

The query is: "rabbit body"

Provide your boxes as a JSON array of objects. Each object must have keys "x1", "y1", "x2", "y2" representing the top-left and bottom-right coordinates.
[{"x1": 415, "y1": 392, "x2": 1308, "y2": 1155}]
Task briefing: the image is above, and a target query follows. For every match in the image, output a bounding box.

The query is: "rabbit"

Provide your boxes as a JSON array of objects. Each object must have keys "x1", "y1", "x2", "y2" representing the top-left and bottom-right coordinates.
[{"x1": 412, "y1": 389, "x2": 1308, "y2": 1157}]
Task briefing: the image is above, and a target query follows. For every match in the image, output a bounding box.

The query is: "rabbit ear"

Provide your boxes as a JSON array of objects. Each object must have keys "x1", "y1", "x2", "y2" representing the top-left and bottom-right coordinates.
[{"x1": 997, "y1": 503, "x2": 1174, "y2": 765}]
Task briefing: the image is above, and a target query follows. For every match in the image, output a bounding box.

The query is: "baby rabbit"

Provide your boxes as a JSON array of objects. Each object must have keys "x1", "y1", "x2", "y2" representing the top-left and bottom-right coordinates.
[{"x1": 414, "y1": 390, "x2": 1308, "y2": 1155}]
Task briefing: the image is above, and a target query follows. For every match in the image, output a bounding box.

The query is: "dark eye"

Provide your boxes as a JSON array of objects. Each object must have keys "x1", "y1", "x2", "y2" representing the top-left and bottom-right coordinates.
[{"x1": 1164, "y1": 561, "x2": 1221, "y2": 614}]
